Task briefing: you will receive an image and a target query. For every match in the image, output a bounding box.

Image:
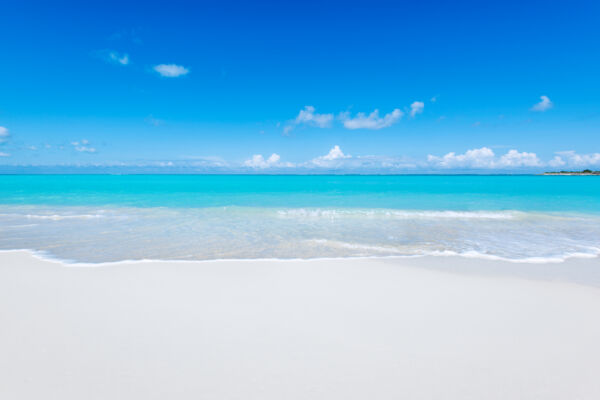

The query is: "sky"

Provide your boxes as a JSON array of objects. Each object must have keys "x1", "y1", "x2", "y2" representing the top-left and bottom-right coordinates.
[{"x1": 1, "y1": 0, "x2": 599, "y2": 173}]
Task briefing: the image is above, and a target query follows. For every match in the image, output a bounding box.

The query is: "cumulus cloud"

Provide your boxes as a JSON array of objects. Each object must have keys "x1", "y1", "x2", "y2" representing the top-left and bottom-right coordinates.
[
  {"x1": 340, "y1": 109, "x2": 403, "y2": 130},
  {"x1": 320, "y1": 145, "x2": 350, "y2": 161},
  {"x1": 244, "y1": 153, "x2": 282, "y2": 168},
  {"x1": 0, "y1": 126, "x2": 9, "y2": 143},
  {"x1": 550, "y1": 151, "x2": 600, "y2": 167},
  {"x1": 531, "y1": 95, "x2": 553, "y2": 112},
  {"x1": 71, "y1": 139, "x2": 96, "y2": 153},
  {"x1": 310, "y1": 145, "x2": 352, "y2": 167},
  {"x1": 548, "y1": 156, "x2": 566, "y2": 168},
  {"x1": 409, "y1": 101, "x2": 424, "y2": 117},
  {"x1": 427, "y1": 147, "x2": 541, "y2": 169},
  {"x1": 153, "y1": 64, "x2": 190, "y2": 78},
  {"x1": 283, "y1": 101, "x2": 423, "y2": 133},
  {"x1": 295, "y1": 106, "x2": 334, "y2": 127},
  {"x1": 498, "y1": 149, "x2": 542, "y2": 167},
  {"x1": 427, "y1": 147, "x2": 496, "y2": 168},
  {"x1": 284, "y1": 106, "x2": 333, "y2": 134},
  {"x1": 306, "y1": 146, "x2": 417, "y2": 170}
]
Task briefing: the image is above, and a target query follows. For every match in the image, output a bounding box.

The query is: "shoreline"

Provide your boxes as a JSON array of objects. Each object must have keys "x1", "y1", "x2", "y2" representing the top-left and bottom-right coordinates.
[
  {"x1": 3, "y1": 246, "x2": 600, "y2": 265},
  {"x1": 2, "y1": 249, "x2": 600, "y2": 286}
]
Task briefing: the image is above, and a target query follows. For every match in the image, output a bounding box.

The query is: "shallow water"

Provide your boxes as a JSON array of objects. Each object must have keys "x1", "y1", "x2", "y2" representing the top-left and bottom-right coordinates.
[{"x1": 1, "y1": 175, "x2": 599, "y2": 263}]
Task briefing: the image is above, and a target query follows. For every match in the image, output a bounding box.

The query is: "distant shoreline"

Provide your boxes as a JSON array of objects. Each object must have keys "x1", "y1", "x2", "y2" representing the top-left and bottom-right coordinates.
[{"x1": 542, "y1": 169, "x2": 600, "y2": 176}]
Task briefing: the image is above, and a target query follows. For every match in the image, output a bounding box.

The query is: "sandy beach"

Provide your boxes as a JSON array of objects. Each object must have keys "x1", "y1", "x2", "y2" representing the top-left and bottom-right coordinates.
[{"x1": 1, "y1": 250, "x2": 600, "y2": 399}]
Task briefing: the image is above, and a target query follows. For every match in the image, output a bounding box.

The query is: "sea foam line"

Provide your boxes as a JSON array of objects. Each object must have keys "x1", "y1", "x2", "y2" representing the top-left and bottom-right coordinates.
[
  {"x1": 276, "y1": 209, "x2": 522, "y2": 219},
  {"x1": 1, "y1": 246, "x2": 598, "y2": 268},
  {"x1": 0, "y1": 213, "x2": 106, "y2": 220}
]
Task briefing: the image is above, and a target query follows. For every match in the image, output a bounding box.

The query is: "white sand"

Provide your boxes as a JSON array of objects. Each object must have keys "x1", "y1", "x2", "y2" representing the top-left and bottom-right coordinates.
[{"x1": 1, "y1": 250, "x2": 600, "y2": 399}]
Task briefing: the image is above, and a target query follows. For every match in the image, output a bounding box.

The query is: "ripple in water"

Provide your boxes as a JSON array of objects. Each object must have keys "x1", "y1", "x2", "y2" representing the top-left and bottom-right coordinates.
[{"x1": 0, "y1": 205, "x2": 599, "y2": 263}]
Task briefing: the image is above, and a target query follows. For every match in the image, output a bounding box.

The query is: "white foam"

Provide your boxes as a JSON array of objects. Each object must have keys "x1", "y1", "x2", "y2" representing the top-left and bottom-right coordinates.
[
  {"x1": 25, "y1": 214, "x2": 105, "y2": 220},
  {"x1": 277, "y1": 208, "x2": 522, "y2": 219},
  {"x1": 306, "y1": 240, "x2": 600, "y2": 264},
  {"x1": 0, "y1": 213, "x2": 106, "y2": 220},
  {"x1": 1, "y1": 205, "x2": 599, "y2": 264},
  {"x1": 307, "y1": 239, "x2": 407, "y2": 254},
  {"x1": 422, "y1": 249, "x2": 600, "y2": 264}
]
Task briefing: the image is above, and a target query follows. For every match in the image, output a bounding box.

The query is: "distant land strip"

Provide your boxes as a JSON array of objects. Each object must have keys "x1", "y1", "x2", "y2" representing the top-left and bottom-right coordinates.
[{"x1": 542, "y1": 169, "x2": 600, "y2": 175}]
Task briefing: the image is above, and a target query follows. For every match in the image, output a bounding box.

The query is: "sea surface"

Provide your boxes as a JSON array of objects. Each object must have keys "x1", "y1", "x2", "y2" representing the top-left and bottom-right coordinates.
[{"x1": 1, "y1": 175, "x2": 599, "y2": 263}]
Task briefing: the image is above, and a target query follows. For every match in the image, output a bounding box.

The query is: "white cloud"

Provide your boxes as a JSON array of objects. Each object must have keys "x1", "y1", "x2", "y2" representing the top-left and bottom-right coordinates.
[
  {"x1": 0, "y1": 126, "x2": 11, "y2": 157},
  {"x1": 340, "y1": 108, "x2": 403, "y2": 130},
  {"x1": 307, "y1": 146, "x2": 416, "y2": 170},
  {"x1": 427, "y1": 147, "x2": 541, "y2": 169},
  {"x1": 320, "y1": 145, "x2": 350, "y2": 161},
  {"x1": 310, "y1": 145, "x2": 351, "y2": 167},
  {"x1": 284, "y1": 106, "x2": 333, "y2": 134},
  {"x1": 71, "y1": 140, "x2": 96, "y2": 153},
  {"x1": 244, "y1": 153, "x2": 282, "y2": 168},
  {"x1": 428, "y1": 147, "x2": 496, "y2": 168},
  {"x1": 548, "y1": 156, "x2": 566, "y2": 168},
  {"x1": 0, "y1": 126, "x2": 9, "y2": 143},
  {"x1": 283, "y1": 101, "x2": 424, "y2": 133},
  {"x1": 75, "y1": 146, "x2": 96, "y2": 153},
  {"x1": 497, "y1": 150, "x2": 542, "y2": 167},
  {"x1": 409, "y1": 101, "x2": 424, "y2": 117},
  {"x1": 550, "y1": 151, "x2": 600, "y2": 167},
  {"x1": 295, "y1": 106, "x2": 334, "y2": 127},
  {"x1": 531, "y1": 95, "x2": 553, "y2": 112},
  {"x1": 153, "y1": 64, "x2": 190, "y2": 78}
]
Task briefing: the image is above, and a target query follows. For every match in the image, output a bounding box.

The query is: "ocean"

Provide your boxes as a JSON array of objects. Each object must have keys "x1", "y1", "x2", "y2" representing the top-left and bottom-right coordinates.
[{"x1": 1, "y1": 174, "x2": 599, "y2": 263}]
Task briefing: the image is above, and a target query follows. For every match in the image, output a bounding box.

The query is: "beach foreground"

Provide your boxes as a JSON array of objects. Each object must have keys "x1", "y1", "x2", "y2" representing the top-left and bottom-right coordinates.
[{"x1": 2, "y1": 251, "x2": 600, "y2": 399}]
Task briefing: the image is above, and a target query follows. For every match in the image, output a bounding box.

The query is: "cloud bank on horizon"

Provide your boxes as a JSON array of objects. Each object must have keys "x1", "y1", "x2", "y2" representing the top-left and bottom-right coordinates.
[
  {"x1": 238, "y1": 145, "x2": 600, "y2": 172},
  {"x1": 2, "y1": 138, "x2": 599, "y2": 172}
]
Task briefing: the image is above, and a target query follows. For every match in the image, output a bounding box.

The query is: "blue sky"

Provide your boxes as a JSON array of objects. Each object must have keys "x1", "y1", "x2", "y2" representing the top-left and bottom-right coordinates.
[{"x1": 1, "y1": 0, "x2": 599, "y2": 172}]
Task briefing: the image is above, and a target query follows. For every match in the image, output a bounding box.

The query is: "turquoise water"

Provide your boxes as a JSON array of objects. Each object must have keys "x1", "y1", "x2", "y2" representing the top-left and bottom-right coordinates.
[
  {"x1": 1, "y1": 175, "x2": 600, "y2": 211},
  {"x1": 1, "y1": 175, "x2": 599, "y2": 262}
]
